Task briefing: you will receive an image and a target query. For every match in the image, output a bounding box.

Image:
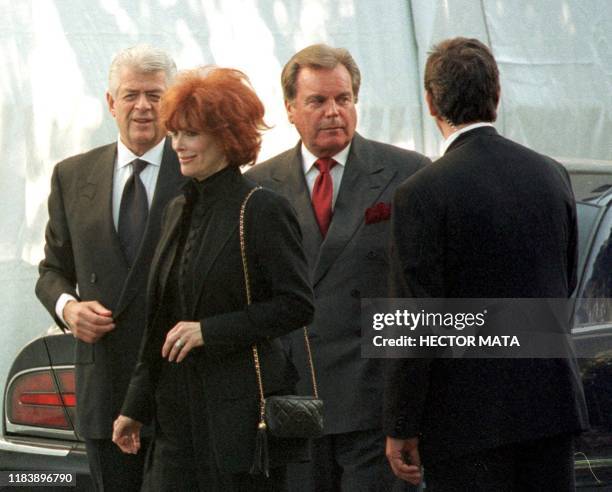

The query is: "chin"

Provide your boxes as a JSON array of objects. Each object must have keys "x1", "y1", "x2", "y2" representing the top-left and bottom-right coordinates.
[{"x1": 318, "y1": 139, "x2": 349, "y2": 155}]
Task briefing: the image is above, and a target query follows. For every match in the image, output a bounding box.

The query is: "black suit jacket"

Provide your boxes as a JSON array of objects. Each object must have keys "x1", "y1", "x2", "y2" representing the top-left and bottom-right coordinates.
[
  {"x1": 121, "y1": 169, "x2": 314, "y2": 473},
  {"x1": 383, "y1": 126, "x2": 589, "y2": 464},
  {"x1": 247, "y1": 133, "x2": 429, "y2": 434},
  {"x1": 36, "y1": 138, "x2": 185, "y2": 439}
]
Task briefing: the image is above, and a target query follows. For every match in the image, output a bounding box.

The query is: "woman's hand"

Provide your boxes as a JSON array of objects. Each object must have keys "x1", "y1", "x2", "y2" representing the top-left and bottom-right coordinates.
[
  {"x1": 112, "y1": 415, "x2": 143, "y2": 454},
  {"x1": 162, "y1": 321, "x2": 204, "y2": 362}
]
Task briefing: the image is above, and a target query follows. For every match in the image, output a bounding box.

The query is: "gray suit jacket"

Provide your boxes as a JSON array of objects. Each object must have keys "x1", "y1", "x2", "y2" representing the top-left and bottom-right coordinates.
[
  {"x1": 36, "y1": 138, "x2": 185, "y2": 439},
  {"x1": 247, "y1": 133, "x2": 430, "y2": 433}
]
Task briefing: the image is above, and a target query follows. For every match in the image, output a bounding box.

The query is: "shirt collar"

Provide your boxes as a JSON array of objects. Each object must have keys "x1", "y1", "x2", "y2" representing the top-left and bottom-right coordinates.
[
  {"x1": 116, "y1": 136, "x2": 166, "y2": 168},
  {"x1": 441, "y1": 122, "x2": 495, "y2": 155},
  {"x1": 301, "y1": 142, "x2": 351, "y2": 174}
]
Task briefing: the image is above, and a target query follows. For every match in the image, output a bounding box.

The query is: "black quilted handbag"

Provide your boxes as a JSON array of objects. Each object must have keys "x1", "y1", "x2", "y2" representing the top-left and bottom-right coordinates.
[
  {"x1": 263, "y1": 388, "x2": 323, "y2": 438},
  {"x1": 239, "y1": 189, "x2": 324, "y2": 476}
]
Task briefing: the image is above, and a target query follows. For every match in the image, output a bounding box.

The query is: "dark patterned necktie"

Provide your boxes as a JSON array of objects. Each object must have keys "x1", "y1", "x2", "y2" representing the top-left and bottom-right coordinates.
[
  {"x1": 312, "y1": 157, "x2": 337, "y2": 237},
  {"x1": 118, "y1": 159, "x2": 149, "y2": 265}
]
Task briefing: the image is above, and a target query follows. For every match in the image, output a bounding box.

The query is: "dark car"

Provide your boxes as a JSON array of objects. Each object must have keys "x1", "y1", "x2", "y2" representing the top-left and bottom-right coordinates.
[
  {"x1": 2, "y1": 163, "x2": 612, "y2": 490},
  {"x1": 570, "y1": 161, "x2": 612, "y2": 488}
]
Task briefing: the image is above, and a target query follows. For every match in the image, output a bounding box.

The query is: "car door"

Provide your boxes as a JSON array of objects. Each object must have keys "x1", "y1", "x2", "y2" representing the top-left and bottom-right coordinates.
[{"x1": 572, "y1": 199, "x2": 612, "y2": 487}]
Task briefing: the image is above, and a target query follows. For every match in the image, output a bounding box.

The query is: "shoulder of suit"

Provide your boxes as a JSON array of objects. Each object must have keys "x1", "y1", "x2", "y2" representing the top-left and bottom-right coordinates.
[
  {"x1": 160, "y1": 139, "x2": 180, "y2": 166},
  {"x1": 354, "y1": 137, "x2": 431, "y2": 168},
  {"x1": 445, "y1": 131, "x2": 562, "y2": 171},
  {"x1": 54, "y1": 142, "x2": 115, "y2": 172},
  {"x1": 496, "y1": 135, "x2": 562, "y2": 168},
  {"x1": 247, "y1": 146, "x2": 297, "y2": 179}
]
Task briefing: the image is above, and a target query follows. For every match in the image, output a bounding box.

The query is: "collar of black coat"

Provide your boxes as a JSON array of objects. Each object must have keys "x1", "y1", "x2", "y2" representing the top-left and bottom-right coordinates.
[
  {"x1": 181, "y1": 165, "x2": 241, "y2": 205},
  {"x1": 445, "y1": 125, "x2": 499, "y2": 154}
]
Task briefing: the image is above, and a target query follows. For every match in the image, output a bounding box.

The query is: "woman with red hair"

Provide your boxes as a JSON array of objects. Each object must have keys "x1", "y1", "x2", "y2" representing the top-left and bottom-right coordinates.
[{"x1": 112, "y1": 67, "x2": 313, "y2": 491}]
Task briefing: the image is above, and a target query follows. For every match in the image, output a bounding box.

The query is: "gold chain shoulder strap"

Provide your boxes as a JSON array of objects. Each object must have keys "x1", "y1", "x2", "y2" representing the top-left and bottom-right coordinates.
[{"x1": 238, "y1": 187, "x2": 319, "y2": 427}]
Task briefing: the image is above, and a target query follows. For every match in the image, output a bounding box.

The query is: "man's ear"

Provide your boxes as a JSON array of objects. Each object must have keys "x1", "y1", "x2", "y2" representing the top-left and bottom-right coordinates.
[
  {"x1": 106, "y1": 92, "x2": 116, "y2": 118},
  {"x1": 425, "y1": 91, "x2": 438, "y2": 117},
  {"x1": 285, "y1": 99, "x2": 295, "y2": 124}
]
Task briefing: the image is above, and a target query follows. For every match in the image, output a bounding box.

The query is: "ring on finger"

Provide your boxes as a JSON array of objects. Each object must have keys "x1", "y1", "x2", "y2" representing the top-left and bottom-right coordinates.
[{"x1": 174, "y1": 338, "x2": 184, "y2": 349}]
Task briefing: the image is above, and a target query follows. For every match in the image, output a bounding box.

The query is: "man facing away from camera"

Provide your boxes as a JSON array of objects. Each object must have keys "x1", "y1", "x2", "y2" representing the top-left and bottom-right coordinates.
[
  {"x1": 248, "y1": 43, "x2": 429, "y2": 491},
  {"x1": 36, "y1": 45, "x2": 185, "y2": 491},
  {"x1": 384, "y1": 37, "x2": 589, "y2": 491}
]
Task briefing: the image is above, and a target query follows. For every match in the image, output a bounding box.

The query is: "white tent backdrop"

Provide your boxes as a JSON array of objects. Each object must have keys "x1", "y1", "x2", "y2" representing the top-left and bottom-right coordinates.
[{"x1": 1, "y1": 0, "x2": 611, "y2": 404}]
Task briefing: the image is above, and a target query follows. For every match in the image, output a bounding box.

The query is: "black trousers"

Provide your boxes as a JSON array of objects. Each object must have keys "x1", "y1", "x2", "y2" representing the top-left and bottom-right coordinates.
[
  {"x1": 85, "y1": 437, "x2": 150, "y2": 492},
  {"x1": 425, "y1": 433, "x2": 576, "y2": 492},
  {"x1": 287, "y1": 429, "x2": 413, "y2": 492}
]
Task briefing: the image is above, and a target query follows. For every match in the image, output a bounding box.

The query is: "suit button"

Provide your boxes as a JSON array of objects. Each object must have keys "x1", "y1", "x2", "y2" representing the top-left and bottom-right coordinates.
[
  {"x1": 350, "y1": 289, "x2": 361, "y2": 298},
  {"x1": 90, "y1": 273, "x2": 97, "y2": 283},
  {"x1": 366, "y1": 251, "x2": 378, "y2": 259}
]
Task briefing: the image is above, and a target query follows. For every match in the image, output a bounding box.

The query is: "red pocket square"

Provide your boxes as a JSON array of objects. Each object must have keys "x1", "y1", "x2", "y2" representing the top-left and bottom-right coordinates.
[{"x1": 365, "y1": 202, "x2": 391, "y2": 224}]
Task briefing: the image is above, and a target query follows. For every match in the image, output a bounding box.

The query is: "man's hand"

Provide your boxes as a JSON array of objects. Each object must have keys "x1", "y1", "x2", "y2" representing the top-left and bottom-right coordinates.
[
  {"x1": 386, "y1": 436, "x2": 422, "y2": 485},
  {"x1": 162, "y1": 321, "x2": 204, "y2": 363},
  {"x1": 63, "y1": 300, "x2": 115, "y2": 343},
  {"x1": 112, "y1": 415, "x2": 142, "y2": 454}
]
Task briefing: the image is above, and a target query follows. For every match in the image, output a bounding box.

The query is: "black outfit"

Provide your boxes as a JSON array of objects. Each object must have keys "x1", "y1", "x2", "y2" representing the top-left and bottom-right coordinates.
[
  {"x1": 36, "y1": 139, "x2": 184, "y2": 491},
  {"x1": 121, "y1": 166, "x2": 314, "y2": 491},
  {"x1": 384, "y1": 127, "x2": 589, "y2": 490}
]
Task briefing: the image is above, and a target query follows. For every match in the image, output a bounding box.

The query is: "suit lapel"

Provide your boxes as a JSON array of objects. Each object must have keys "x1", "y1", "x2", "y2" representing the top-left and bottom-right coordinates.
[
  {"x1": 81, "y1": 143, "x2": 130, "y2": 287},
  {"x1": 148, "y1": 139, "x2": 186, "y2": 222},
  {"x1": 146, "y1": 196, "x2": 184, "y2": 322},
  {"x1": 313, "y1": 134, "x2": 397, "y2": 286},
  {"x1": 270, "y1": 143, "x2": 322, "y2": 268}
]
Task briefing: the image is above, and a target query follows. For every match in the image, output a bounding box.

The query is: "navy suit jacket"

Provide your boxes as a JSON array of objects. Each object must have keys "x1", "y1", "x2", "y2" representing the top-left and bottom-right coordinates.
[{"x1": 383, "y1": 127, "x2": 589, "y2": 464}]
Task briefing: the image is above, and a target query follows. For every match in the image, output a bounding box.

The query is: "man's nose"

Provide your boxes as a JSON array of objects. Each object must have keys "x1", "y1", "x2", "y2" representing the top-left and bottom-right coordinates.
[
  {"x1": 134, "y1": 93, "x2": 151, "y2": 110},
  {"x1": 324, "y1": 99, "x2": 339, "y2": 117}
]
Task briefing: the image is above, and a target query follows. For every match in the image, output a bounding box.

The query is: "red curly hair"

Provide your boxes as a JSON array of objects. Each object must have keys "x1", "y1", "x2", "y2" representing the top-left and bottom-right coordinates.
[{"x1": 161, "y1": 66, "x2": 269, "y2": 167}]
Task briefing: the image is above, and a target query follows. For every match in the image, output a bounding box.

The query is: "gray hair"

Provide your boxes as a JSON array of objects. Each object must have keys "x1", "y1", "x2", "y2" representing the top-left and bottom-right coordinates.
[{"x1": 108, "y1": 44, "x2": 177, "y2": 96}]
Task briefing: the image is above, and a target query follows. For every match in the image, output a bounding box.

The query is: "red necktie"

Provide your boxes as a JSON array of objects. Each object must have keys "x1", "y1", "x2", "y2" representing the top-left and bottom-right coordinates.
[{"x1": 312, "y1": 158, "x2": 337, "y2": 237}]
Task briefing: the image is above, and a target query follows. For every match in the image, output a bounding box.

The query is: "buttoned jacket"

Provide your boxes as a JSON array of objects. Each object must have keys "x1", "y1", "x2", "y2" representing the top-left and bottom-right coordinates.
[{"x1": 36, "y1": 138, "x2": 185, "y2": 438}]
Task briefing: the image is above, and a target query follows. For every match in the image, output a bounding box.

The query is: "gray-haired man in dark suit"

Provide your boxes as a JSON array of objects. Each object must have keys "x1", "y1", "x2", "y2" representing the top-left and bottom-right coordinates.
[{"x1": 36, "y1": 45, "x2": 185, "y2": 491}]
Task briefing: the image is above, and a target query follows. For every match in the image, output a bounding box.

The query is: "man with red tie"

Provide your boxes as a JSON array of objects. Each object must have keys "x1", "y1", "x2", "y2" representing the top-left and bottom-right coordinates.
[{"x1": 247, "y1": 44, "x2": 429, "y2": 491}]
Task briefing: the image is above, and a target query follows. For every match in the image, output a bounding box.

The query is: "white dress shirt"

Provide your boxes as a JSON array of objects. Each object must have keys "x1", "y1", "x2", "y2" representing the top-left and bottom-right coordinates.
[
  {"x1": 55, "y1": 137, "x2": 165, "y2": 324},
  {"x1": 301, "y1": 142, "x2": 351, "y2": 209}
]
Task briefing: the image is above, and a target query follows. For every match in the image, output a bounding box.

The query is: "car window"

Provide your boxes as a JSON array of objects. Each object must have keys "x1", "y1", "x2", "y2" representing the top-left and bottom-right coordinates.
[{"x1": 575, "y1": 205, "x2": 612, "y2": 326}]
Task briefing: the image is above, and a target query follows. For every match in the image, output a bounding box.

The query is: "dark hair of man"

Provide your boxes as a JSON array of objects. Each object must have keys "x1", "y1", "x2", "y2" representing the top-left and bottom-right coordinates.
[
  {"x1": 424, "y1": 37, "x2": 500, "y2": 125},
  {"x1": 162, "y1": 66, "x2": 269, "y2": 167},
  {"x1": 281, "y1": 43, "x2": 361, "y2": 103}
]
